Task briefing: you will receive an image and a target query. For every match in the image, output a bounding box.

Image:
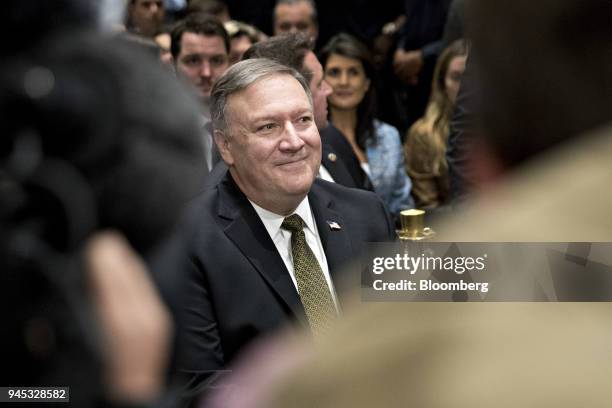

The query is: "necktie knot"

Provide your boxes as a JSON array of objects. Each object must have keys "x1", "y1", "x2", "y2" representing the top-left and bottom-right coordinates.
[{"x1": 281, "y1": 214, "x2": 305, "y2": 233}]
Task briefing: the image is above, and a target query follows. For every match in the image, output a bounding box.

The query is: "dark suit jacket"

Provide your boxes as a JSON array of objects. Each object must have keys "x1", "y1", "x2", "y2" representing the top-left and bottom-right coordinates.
[
  {"x1": 320, "y1": 142, "x2": 360, "y2": 188},
  {"x1": 320, "y1": 125, "x2": 374, "y2": 191},
  {"x1": 447, "y1": 54, "x2": 479, "y2": 201},
  {"x1": 179, "y1": 172, "x2": 394, "y2": 396}
]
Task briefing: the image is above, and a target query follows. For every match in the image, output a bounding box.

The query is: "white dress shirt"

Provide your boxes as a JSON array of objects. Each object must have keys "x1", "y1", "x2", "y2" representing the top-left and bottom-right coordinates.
[
  {"x1": 249, "y1": 197, "x2": 340, "y2": 310},
  {"x1": 360, "y1": 162, "x2": 371, "y2": 177},
  {"x1": 318, "y1": 165, "x2": 335, "y2": 183}
]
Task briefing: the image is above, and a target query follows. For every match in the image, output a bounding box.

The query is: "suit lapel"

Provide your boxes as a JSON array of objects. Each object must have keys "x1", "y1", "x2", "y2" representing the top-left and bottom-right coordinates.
[
  {"x1": 217, "y1": 174, "x2": 306, "y2": 320},
  {"x1": 321, "y1": 143, "x2": 357, "y2": 189},
  {"x1": 308, "y1": 182, "x2": 354, "y2": 288}
]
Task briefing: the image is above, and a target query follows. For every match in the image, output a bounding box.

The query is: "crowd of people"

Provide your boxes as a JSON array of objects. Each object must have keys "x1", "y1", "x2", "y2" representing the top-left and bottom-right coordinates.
[
  {"x1": 123, "y1": 0, "x2": 468, "y2": 215},
  {"x1": 3, "y1": 0, "x2": 612, "y2": 407}
]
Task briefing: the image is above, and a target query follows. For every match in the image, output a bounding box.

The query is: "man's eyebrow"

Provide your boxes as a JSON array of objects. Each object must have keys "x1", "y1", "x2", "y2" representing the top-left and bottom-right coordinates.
[
  {"x1": 182, "y1": 52, "x2": 226, "y2": 58},
  {"x1": 249, "y1": 114, "x2": 276, "y2": 123},
  {"x1": 250, "y1": 108, "x2": 312, "y2": 123}
]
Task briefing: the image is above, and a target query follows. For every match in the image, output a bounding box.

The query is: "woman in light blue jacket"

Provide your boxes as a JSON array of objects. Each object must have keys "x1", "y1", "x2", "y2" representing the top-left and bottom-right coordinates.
[{"x1": 321, "y1": 33, "x2": 414, "y2": 216}]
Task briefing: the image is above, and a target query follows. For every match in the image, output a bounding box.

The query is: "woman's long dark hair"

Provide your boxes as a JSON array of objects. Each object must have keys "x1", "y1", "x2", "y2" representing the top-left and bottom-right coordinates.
[{"x1": 320, "y1": 33, "x2": 377, "y2": 151}]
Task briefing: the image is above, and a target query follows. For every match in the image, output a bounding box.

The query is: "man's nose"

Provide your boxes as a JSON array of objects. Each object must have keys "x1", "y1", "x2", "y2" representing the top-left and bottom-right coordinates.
[
  {"x1": 200, "y1": 61, "x2": 211, "y2": 78},
  {"x1": 279, "y1": 122, "x2": 306, "y2": 150}
]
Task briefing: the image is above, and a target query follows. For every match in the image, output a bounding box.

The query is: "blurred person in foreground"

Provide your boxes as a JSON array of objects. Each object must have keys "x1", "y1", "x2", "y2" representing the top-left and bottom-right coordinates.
[
  {"x1": 404, "y1": 39, "x2": 467, "y2": 209},
  {"x1": 321, "y1": 33, "x2": 415, "y2": 216},
  {"x1": 261, "y1": 303, "x2": 612, "y2": 408},
  {"x1": 0, "y1": 31, "x2": 204, "y2": 406},
  {"x1": 178, "y1": 58, "x2": 394, "y2": 401},
  {"x1": 435, "y1": 0, "x2": 612, "y2": 240}
]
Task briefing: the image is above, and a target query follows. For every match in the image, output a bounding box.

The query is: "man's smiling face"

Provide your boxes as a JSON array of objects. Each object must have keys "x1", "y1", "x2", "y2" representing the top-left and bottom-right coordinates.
[{"x1": 217, "y1": 74, "x2": 321, "y2": 213}]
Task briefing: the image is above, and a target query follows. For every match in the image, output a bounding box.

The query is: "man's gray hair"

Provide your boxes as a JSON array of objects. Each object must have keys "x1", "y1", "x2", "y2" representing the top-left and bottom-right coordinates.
[
  {"x1": 211, "y1": 58, "x2": 313, "y2": 133},
  {"x1": 274, "y1": 0, "x2": 318, "y2": 23}
]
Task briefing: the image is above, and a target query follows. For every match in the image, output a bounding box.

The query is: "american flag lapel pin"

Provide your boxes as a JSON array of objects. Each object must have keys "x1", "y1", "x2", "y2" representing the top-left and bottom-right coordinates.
[{"x1": 326, "y1": 220, "x2": 342, "y2": 231}]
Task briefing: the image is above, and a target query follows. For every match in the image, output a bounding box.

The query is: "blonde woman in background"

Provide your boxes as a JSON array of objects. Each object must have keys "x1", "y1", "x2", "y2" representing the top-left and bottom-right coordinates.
[{"x1": 405, "y1": 39, "x2": 467, "y2": 208}]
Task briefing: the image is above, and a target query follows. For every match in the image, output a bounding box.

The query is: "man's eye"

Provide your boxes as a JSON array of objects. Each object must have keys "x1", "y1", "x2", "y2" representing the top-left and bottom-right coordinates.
[
  {"x1": 296, "y1": 116, "x2": 313, "y2": 127},
  {"x1": 183, "y1": 56, "x2": 200, "y2": 66},
  {"x1": 257, "y1": 123, "x2": 277, "y2": 132},
  {"x1": 211, "y1": 56, "x2": 227, "y2": 66}
]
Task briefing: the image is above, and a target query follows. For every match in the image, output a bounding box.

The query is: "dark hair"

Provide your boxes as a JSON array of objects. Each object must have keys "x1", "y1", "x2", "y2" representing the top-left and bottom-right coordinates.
[
  {"x1": 469, "y1": 0, "x2": 612, "y2": 167},
  {"x1": 1, "y1": 33, "x2": 204, "y2": 254},
  {"x1": 242, "y1": 33, "x2": 314, "y2": 83},
  {"x1": 170, "y1": 12, "x2": 230, "y2": 59},
  {"x1": 319, "y1": 32, "x2": 377, "y2": 150}
]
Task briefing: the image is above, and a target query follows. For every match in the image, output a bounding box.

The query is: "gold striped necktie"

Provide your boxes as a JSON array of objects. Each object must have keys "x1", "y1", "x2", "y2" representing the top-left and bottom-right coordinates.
[{"x1": 281, "y1": 214, "x2": 337, "y2": 337}]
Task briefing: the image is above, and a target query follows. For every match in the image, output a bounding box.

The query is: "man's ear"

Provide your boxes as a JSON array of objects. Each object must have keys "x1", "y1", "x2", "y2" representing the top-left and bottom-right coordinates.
[{"x1": 214, "y1": 129, "x2": 234, "y2": 166}]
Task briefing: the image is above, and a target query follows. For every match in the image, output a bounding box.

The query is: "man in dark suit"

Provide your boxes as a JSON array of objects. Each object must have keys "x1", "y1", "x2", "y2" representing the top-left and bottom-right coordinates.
[{"x1": 179, "y1": 58, "x2": 394, "y2": 397}]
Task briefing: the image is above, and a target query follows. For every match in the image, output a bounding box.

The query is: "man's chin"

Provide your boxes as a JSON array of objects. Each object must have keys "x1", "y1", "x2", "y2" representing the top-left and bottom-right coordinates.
[
  {"x1": 282, "y1": 185, "x2": 312, "y2": 201},
  {"x1": 280, "y1": 169, "x2": 317, "y2": 193}
]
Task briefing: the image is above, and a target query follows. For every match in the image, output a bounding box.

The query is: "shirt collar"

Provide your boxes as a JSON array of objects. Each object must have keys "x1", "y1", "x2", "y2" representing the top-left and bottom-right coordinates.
[{"x1": 249, "y1": 197, "x2": 315, "y2": 238}]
